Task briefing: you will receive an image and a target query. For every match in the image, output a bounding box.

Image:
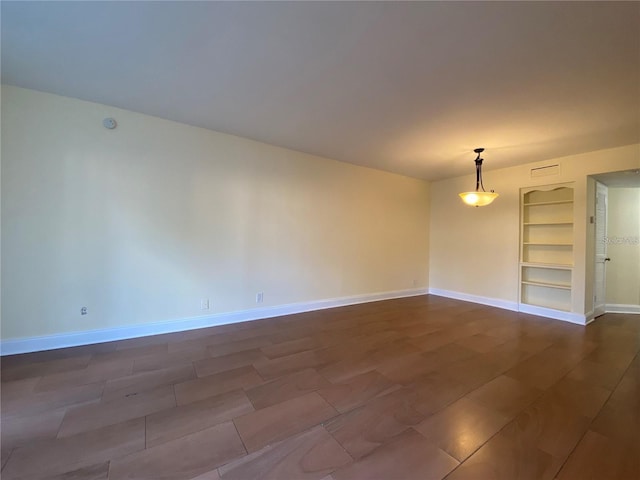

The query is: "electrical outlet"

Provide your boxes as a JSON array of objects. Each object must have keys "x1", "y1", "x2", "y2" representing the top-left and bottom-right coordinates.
[
  {"x1": 80, "y1": 307, "x2": 88, "y2": 315},
  {"x1": 201, "y1": 298, "x2": 210, "y2": 310},
  {"x1": 256, "y1": 292, "x2": 264, "y2": 303}
]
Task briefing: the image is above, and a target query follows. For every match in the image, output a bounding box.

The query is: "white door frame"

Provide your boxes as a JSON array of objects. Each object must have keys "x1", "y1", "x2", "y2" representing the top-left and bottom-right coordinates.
[{"x1": 594, "y1": 181, "x2": 608, "y2": 318}]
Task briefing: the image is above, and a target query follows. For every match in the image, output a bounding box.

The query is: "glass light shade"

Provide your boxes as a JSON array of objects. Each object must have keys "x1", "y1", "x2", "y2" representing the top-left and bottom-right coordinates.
[{"x1": 459, "y1": 191, "x2": 499, "y2": 207}]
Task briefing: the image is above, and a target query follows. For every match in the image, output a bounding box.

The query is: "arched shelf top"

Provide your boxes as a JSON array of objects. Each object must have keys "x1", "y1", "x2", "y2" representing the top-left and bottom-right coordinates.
[{"x1": 523, "y1": 184, "x2": 574, "y2": 206}]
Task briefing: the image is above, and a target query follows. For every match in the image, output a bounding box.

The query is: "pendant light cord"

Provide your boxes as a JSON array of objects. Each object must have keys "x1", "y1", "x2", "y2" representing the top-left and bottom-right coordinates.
[{"x1": 475, "y1": 155, "x2": 486, "y2": 192}]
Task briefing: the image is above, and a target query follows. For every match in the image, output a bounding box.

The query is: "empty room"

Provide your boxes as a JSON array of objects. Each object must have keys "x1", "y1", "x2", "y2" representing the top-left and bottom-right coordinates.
[{"x1": 1, "y1": 1, "x2": 639, "y2": 479}]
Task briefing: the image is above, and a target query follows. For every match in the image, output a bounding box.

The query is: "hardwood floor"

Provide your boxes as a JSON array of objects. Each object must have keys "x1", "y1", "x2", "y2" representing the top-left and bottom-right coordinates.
[{"x1": 1, "y1": 295, "x2": 638, "y2": 479}]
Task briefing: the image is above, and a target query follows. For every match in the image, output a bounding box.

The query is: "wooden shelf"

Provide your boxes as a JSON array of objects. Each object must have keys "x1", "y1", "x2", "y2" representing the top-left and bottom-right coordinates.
[
  {"x1": 523, "y1": 200, "x2": 574, "y2": 207},
  {"x1": 521, "y1": 262, "x2": 573, "y2": 269},
  {"x1": 521, "y1": 280, "x2": 572, "y2": 290},
  {"x1": 523, "y1": 222, "x2": 573, "y2": 226},
  {"x1": 523, "y1": 242, "x2": 573, "y2": 246}
]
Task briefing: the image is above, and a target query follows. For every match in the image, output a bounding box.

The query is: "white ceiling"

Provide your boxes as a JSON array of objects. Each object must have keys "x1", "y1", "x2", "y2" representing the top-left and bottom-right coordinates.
[{"x1": 2, "y1": 1, "x2": 639, "y2": 181}]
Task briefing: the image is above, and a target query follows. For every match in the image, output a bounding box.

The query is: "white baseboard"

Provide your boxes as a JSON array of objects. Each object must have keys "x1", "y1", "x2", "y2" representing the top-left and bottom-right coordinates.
[
  {"x1": 517, "y1": 303, "x2": 587, "y2": 325},
  {"x1": 585, "y1": 310, "x2": 596, "y2": 324},
  {"x1": 0, "y1": 288, "x2": 428, "y2": 356},
  {"x1": 429, "y1": 288, "x2": 588, "y2": 325},
  {"x1": 428, "y1": 288, "x2": 519, "y2": 312},
  {"x1": 605, "y1": 304, "x2": 640, "y2": 314}
]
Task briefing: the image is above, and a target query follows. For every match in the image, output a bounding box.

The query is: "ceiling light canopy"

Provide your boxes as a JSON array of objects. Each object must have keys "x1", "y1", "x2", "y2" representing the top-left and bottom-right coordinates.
[{"x1": 459, "y1": 148, "x2": 499, "y2": 207}]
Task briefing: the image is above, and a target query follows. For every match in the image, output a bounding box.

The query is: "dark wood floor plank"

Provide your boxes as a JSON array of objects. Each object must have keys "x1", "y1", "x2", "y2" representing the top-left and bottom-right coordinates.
[
  {"x1": 1, "y1": 406, "x2": 67, "y2": 450},
  {"x1": 555, "y1": 429, "x2": 640, "y2": 480},
  {"x1": 244, "y1": 368, "x2": 332, "y2": 410},
  {"x1": 174, "y1": 365, "x2": 263, "y2": 406},
  {"x1": 57, "y1": 385, "x2": 175, "y2": 437},
  {"x1": 146, "y1": 389, "x2": 254, "y2": 448},
  {"x1": 132, "y1": 346, "x2": 211, "y2": 374},
  {"x1": 260, "y1": 336, "x2": 324, "y2": 359},
  {"x1": 34, "y1": 357, "x2": 133, "y2": 392},
  {"x1": 374, "y1": 352, "x2": 438, "y2": 384},
  {"x1": 189, "y1": 469, "x2": 221, "y2": 480},
  {"x1": 414, "y1": 397, "x2": 509, "y2": 462},
  {"x1": 332, "y1": 428, "x2": 458, "y2": 480},
  {"x1": 1, "y1": 418, "x2": 145, "y2": 479},
  {"x1": 0, "y1": 376, "x2": 40, "y2": 401},
  {"x1": 318, "y1": 370, "x2": 398, "y2": 414},
  {"x1": 467, "y1": 374, "x2": 543, "y2": 419},
  {"x1": 47, "y1": 461, "x2": 110, "y2": 480},
  {"x1": 1, "y1": 381, "x2": 104, "y2": 417},
  {"x1": 208, "y1": 335, "x2": 273, "y2": 359},
  {"x1": 318, "y1": 340, "x2": 420, "y2": 383},
  {"x1": 219, "y1": 425, "x2": 352, "y2": 480},
  {"x1": 253, "y1": 350, "x2": 325, "y2": 380},
  {"x1": 565, "y1": 358, "x2": 627, "y2": 390},
  {"x1": 194, "y1": 349, "x2": 266, "y2": 378},
  {"x1": 102, "y1": 363, "x2": 195, "y2": 401},
  {"x1": 325, "y1": 388, "x2": 425, "y2": 459},
  {"x1": 455, "y1": 333, "x2": 509, "y2": 353},
  {"x1": 600, "y1": 361, "x2": 640, "y2": 412},
  {"x1": 406, "y1": 371, "x2": 471, "y2": 416},
  {"x1": 90, "y1": 344, "x2": 168, "y2": 364},
  {"x1": 1, "y1": 448, "x2": 13, "y2": 471},
  {"x1": 504, "y1": 345, "x2": 588, "y2": 390},
  {"x1": 109, "y1": 422, "x2": 245, "y2": 480},
  {"x1": 540, "y1": 376, "x2": 610, "y2": 419},
  {"x1": 513, "y1": 396, "x2": 592, "y2": 459},
  {"x1": 1, "y1": 355, "x2": 91, "y2": 383},
  {"x1": 444, "y1": 420, "x2": 563, "y2": 480},
  {"x1": 234, "y1": 392, "x2": 338, "y2": 453},
  {"x1": 589, "y1": 402, "x2": 640, "y2": 444}
]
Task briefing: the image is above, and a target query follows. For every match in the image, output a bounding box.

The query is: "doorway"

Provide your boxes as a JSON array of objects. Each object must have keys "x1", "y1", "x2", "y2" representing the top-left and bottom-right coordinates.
[{"x1": 590, "y1": 169, "x2": 640, "y2": 317}]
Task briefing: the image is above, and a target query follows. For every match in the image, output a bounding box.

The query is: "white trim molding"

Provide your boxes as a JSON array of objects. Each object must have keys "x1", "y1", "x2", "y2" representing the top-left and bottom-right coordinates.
[
  {"x1": 428, "y1": 288, "x2": 519, "y2": 312},
  {"x1": 428, "y1": 288, "x2": 588, "y2": 325},
  {"x1": 517, "y1": 303, "x2": 587, "y2": 325},
  {"x1": 0, "y1": 288, "x2": 428, "y2": 356},
  {"x1": 605, "y1": 304, "x2": 640, "y2": 314},
  {"x1": 584, "y1": 310, "x2": 596, "y2": 324}
]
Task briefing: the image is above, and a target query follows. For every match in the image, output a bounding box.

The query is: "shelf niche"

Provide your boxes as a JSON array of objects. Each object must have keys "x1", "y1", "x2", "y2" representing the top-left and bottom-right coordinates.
[{"x1": 519, "y1": 184, "x2": 574, "y2": 313}]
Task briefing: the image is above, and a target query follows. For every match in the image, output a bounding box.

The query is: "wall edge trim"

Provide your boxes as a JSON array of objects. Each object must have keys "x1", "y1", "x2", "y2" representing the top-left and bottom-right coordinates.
[
  {"x1": 428, "y1": 288, "x2": 589, "y2": 325},
  {"x1": 605, "y1": 304, "x2": 640, "y2": 314},
  {"x1": 427, "y1": 288, "x2": 519, "y2": 312},
  {"x1": 0, "y1": 288, "x2": 428, "y2": 355},
  {"x1": 518, "y1": 303, "x2": 587, "y2": 325},
  {"x1": 585, "y1": 310, "x2": 596, "y2": 325}
]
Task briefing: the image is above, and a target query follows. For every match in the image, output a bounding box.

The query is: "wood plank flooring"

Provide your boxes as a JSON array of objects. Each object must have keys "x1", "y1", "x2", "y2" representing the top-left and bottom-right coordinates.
[{"x1": 1, "y1": 295, "x2": 639, "y2": 479}]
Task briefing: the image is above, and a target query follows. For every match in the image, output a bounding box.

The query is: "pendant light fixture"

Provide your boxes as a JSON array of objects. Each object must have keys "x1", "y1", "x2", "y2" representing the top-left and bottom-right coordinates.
[{"x1": 458, "y1": 148, "x2": 499, "y2": 207}]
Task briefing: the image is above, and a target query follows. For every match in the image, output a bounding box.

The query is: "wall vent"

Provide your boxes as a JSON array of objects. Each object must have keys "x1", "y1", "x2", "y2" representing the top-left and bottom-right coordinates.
[{"x1": 531, "y1": 164, "x2": 560, "y2": 178}]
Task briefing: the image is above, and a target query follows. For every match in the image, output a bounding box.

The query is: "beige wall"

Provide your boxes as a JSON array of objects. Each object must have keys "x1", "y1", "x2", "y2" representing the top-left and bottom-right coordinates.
[
  {"x1": 430, "y1": 144, "x2": 640, "y2": 316},
  {"x1": 605, "y1": 187, "x2": 640, "y2": 306},
  {"x1": 3, "y1": 84, "x2": 638, "y2": 343},
  {"x1": 1, "y1": 86, "x2": 430, "y2": 340}
]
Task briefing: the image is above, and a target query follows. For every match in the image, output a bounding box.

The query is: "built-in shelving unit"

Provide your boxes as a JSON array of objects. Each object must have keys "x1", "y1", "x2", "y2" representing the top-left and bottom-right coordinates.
[{"x1": 520, "y1": 184, "x2": 574, "y2": 313}]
